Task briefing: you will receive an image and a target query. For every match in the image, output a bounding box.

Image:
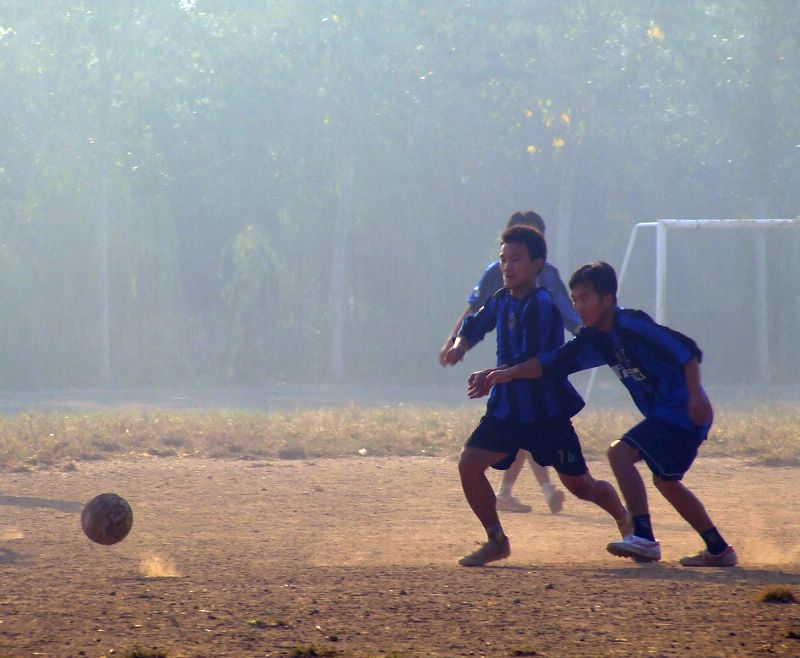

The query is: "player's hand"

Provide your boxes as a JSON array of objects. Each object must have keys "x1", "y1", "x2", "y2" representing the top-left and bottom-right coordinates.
[
  {"x1": 467, "y1": 369, "x2": 493, "y2": 398},
  {"x1": 688, "y1": 389, "x2": 713, "y2": 426},
  {"x1": 484, "y1": 368, "x2": 513, "y2": 389},
  {"x1": 442, "y1": 343, "x2": 465, "y2": 366},
  {"x1": 439, "y1": 337, "x2": 456, "y2": 366}
]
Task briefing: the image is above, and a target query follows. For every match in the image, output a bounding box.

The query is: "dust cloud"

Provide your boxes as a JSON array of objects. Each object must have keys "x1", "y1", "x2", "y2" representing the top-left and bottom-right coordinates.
[
  {"x1": 738, "y1": 537, "x2": 800, "y2": 568},
  {"x1": 139, "y1": 554, "x2": 181, "y2": 578}
]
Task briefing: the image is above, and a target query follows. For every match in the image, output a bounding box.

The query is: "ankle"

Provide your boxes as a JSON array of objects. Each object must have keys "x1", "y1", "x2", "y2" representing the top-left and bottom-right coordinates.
[
  {"x1": 632, "y1": 514, "x2": 656, "y2": 541},
  {"x1": 485, "y1": 524, "x2": 506, "y2": 544},
  {"x1": 700, "y1": 526, "x2": 728, "y2": 554}
]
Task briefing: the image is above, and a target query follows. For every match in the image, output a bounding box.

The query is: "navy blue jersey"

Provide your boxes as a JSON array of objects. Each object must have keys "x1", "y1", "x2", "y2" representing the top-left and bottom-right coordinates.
[
  {"x1": 467, "y1": 261, "x2": 582, "y2": 334},
  {"x1": 538, "y1": 308, "x2": 703, "y2": 431},
  {"x1": 459, "y1": 287, "x2": 584, "y2": 423}
]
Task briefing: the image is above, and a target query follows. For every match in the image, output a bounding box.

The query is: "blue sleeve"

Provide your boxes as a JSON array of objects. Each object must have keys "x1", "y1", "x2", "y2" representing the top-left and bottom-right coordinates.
[
  {"x1": 459, "y1": 292, "x2": 498, "y2": 347},
  {"x1": 618, "y1": 311, "x2": 699, "y2": 368},
  {"x1": 538, "y1": 329, "x2": 606, "y2": 376},
  {"x1": 540, "y1": 264, "x2": 582, "y2": 334},
  {"x1": 467, "y1": 261, "x2": 503, "y2": 312}
]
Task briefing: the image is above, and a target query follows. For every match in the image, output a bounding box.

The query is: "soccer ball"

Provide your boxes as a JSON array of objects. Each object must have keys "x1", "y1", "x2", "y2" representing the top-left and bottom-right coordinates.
[{"x1": 81, "y1": 493, "x2": 134, "y2": 545}]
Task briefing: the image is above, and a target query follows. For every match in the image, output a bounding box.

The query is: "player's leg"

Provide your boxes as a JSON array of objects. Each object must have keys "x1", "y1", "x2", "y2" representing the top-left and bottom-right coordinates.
[
  {"x1": 556, "y1": 471, "x2": 631, "y2": 537},
  {"x1": 495, "y1": 451, "x2": 532, "y2": 513},
  {"x1": 528, "y1": 458, "x2": 566, "y2": 514},
  {"x1": 496, "y1": 451, "x2": 565, "y2": 514},
  {"x1": 653, "y1": 476, "x2": 737, "y2": 567},
  {"x1": 459, "y1": 446, "x2": 507, "y2": 530},
  {"x1": 529, "y1": 417, "x2": 623, "y2": 534},
  {"x1": 605, "y1": 429, "x2": 661, "y2": 562},
  {"x1": 457, "y1": 415, "x2": 523, "y2": 566},
  {"x1": 607, "y1": 438, "x2": 649, "y2": 518},
  {"x1": 458, "y1": 446, "x2": 512, "y2": 566}
]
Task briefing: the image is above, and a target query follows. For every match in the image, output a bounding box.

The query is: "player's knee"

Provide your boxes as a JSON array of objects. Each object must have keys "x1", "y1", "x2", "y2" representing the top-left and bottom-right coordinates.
[
  {"x1": 652, "y1": 473, "x2": 672, "y2": 491},
  {"x1": 653, "y1": 474, "x2": 683, "y2": 498},
  {"x1": 458, "y1": 450, "x2": 484, "y2": 479}
]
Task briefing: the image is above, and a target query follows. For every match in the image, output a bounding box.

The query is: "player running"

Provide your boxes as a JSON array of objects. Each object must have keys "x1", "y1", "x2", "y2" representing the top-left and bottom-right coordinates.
[
  {"x1": 444, "y1": 230, "x2": 631, "y2": 567},
  {"x1": 480, "y1": 261, "x2": 737, "y2": 567},
  {"x1": 440, "y1": 210, "x2": 579, "y2": 514}
]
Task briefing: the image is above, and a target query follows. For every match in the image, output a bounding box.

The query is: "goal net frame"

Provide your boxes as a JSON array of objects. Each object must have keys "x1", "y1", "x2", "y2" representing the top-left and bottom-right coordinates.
[{"x1": 585, "y1": 218, "x2": 800, "y2": 400}]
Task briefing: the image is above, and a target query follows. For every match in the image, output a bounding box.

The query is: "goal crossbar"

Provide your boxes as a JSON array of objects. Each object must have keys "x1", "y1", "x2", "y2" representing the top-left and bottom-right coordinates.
[
  {"x1": 618, "y1": 219, "x2": 800, "y2": 322},
  {"x1": 584, "y1": 218, "x2": 800, "y2": 402}
]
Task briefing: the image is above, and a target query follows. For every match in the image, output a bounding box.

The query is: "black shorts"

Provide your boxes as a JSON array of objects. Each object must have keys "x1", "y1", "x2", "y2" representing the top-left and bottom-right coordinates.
[
  {"x1": 464, "y1": 415, "x2": 588, "y2": 476},
  {"x1": 621, "y1": 417, "x2": 707, "y2": 481}
]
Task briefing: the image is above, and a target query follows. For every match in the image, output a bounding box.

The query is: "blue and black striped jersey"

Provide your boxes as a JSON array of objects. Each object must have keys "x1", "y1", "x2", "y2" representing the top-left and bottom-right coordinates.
[
  {"x1": 459, "y1": 287, "x2": 584, "y2": 423},
  {"x1": 538, "y1": 308, "x2": 703, "y2": 430}
]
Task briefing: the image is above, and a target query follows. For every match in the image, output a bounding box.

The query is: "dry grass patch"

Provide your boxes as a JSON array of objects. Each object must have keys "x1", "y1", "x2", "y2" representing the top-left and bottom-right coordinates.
[
  {"x1": 757, "y1": 586, "x2": 798, "y2": 604},
  {"x1": 291, "y1": 646, "x2": 339, "y2": 658},
  {"x1": 122, "y1": 648, "x2": 169, "y2": 658},
  {"x1": 0, "y1": 404, "x2": 796, "y2": 471}
]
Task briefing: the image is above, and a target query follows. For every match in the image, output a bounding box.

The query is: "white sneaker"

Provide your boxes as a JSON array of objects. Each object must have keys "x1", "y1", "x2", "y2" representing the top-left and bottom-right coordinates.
[
  {"x1": 607, "y1": 535, "x2": 661, "y2": 562},
  {"x1": 495, "y1": 495, "x2": 532, "y2": 513},
  {"x1": 545, "y1": 489, "x2": 565, "y2": 515}
]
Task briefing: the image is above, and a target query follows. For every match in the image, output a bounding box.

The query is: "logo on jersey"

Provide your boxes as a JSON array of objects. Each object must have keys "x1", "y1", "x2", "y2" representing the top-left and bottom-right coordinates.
[
  {"x1": 611, "y1": 364, "x2": 647, "y2": 382},
  {"x1": 611, "y1": 349, "x2": 647, "y2": 382}
]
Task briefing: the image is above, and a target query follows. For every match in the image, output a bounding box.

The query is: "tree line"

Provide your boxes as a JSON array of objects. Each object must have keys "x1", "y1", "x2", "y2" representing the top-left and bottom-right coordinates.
[{"x1": 1, "y1": 1, "x2": 798, "y2": 389}]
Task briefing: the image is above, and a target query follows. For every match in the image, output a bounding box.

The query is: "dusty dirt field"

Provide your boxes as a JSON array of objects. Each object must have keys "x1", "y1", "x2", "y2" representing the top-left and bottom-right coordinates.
[{"x1": 0, "y1": 455, "x2": 799, "y2": 658}]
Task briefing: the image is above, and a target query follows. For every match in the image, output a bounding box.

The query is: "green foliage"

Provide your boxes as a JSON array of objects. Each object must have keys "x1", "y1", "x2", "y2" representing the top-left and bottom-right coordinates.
[{"x1": 0, "y1": 1, "x2": 798, "y2": 386}]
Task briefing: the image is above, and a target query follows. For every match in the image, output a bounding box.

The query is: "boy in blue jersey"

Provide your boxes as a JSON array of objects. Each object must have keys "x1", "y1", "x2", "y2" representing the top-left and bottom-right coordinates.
[
  {"x1": 480, "y1": 261, "x2": 737, "y2": 567},
  {"x1": 444, "y1": 230, "x2": 631, "y2": 567},
  {"x1": 440, "y1": 211, "x2": 578, "y2": 515}
]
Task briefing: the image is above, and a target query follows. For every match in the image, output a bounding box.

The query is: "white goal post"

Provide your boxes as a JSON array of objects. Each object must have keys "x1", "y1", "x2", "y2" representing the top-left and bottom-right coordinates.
[{"x1": 585, "y1": 218, "x2": 800, "y2": 401}]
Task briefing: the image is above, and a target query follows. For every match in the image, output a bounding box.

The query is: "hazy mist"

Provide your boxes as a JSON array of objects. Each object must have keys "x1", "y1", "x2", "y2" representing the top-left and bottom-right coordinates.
[{"x1": 1, "y1": 1, "x2": 799, "y2": 393}]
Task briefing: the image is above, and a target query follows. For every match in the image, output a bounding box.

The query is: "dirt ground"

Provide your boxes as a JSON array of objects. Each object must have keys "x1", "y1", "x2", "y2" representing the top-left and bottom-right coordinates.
[{"x1": 1, "y1": 455, "x2": 799, "y2": 658}]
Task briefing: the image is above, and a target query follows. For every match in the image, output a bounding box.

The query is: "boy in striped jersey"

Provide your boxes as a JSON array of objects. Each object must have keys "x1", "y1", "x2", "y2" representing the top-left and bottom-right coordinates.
[
  {"x1": 440, "y1": 210, "x2": 575, "y2": 514},
  {"x1": 444, "y1": 229, "x2": 631, "y2": 567}
]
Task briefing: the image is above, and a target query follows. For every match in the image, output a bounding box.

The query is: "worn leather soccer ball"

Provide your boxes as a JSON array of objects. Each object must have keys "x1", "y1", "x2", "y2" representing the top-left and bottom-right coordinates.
[{"x1": 81, "y1": 493, "x2": 134, "y2": 545}]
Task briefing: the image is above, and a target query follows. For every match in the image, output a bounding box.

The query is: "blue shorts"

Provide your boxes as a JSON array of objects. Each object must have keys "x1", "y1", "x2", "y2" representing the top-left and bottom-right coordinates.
[
  {"x1": 622, "y1": 417, "x2": 708, "y2": 481},
  {"x1": 465, "y1": 415, "x2": 588, "y2": 476}
]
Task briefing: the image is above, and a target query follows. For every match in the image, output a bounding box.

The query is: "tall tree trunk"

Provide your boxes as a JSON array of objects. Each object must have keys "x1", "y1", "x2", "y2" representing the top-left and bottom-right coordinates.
[
  {"x1": 96, "y1": 36, "x2": 113, "y2": 387},
  {"x1": 328, "y1": 159, "x2": 355, "y2": 382}
]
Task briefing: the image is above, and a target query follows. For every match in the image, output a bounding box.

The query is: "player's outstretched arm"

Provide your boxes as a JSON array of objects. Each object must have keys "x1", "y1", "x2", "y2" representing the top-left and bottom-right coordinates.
[
  {"x1": 443, "y1": 336, "x2": 471, "y2": 366},
  {"x1": 483, "y1": 357, "x2": 544, "y2": 390},
  {"x1": 439, "y1": 307, "x2": 471, "y2": 366},
  {"x1": 685, "y1": 357, "x2": 713, "y2": 426}
]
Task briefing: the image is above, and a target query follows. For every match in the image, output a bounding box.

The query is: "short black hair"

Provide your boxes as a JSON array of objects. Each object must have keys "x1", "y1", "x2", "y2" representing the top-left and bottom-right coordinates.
[
  {"x1": 569, "y1": 261, "x2": 617, "y2": 302},
  {"x1": 506, "y1": 210, "x2": 545, "y2": 233},
  {"x1": 501, "y1": 225, "x2": 547, "y2": 262}
]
